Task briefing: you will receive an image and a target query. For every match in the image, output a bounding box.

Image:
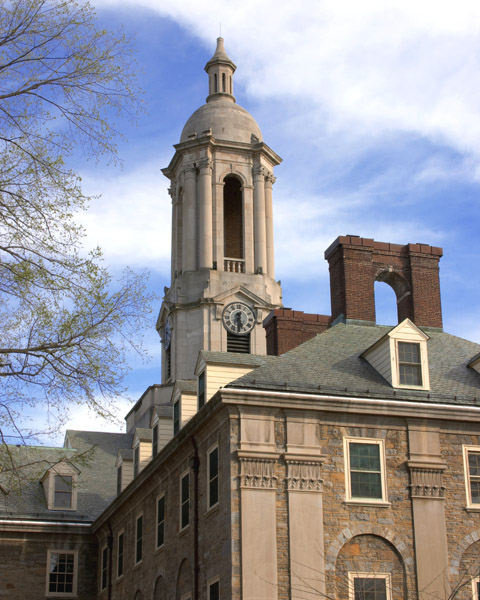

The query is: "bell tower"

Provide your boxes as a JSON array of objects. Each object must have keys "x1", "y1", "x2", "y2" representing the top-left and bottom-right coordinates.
[{"x1": 158, "y1": 38, "x2": 283, "y2": 383}]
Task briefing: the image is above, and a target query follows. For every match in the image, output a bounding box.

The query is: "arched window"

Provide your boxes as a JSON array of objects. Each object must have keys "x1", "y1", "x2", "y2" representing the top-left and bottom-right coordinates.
[
  {"x1": 374, "y1": 281, "x2": 398, "y2": 326},
  {"x1": 222, "y1": 72, "x2": 226, "y2": 92},
  {"x1": 214, "y1": 73, "x2": 218, "y2": 93},
  {"x1": 223, "y1": 176, "x2": 243, "y2": 261}
]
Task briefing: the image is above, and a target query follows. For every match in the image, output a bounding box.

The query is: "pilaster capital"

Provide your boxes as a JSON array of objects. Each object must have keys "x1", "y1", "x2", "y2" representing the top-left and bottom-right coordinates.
[
  {"x1": 183, "y1": 162, "x2": 197, "y2": 176},
  {"x1": 198, "y1": 158, "x2": 213, "y2": 171},
  {"x1": 252, "y1": 165, "x2": 267, "y2": 179},
  {"x1": 239, "y1": 455, "x2": 277, "y2": 490},
  {"x1": 407, "y1": 461, "x2": 447, "y2": 498},
  {"x1": 265, "y1": 171, "x2": 276, "y2": 185},
  {"x1": 285, "y1": 458, "x2": 324, "y2": 493},
  {"x1": 168, "y1": 183, "x2": 177, "y2": 199}
]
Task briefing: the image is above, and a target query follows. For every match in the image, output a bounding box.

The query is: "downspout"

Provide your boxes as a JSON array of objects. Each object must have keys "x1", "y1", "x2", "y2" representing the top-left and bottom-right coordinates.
[
  {"x1": 107, "y1": 521, "x2": 113, "y2": 600},
  {"x1": 191, "y1": 437, "x2": 200, "y2": 600}
]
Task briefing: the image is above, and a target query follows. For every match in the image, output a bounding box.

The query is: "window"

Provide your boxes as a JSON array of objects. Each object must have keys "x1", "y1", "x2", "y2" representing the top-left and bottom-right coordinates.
[
  {"x1": 198, "y1": 371, "x2": 206, "y2": 410},
  {"x1": 54, "y1": 475, "x2": 73, "y2": 509},
  {"x1": 134, "y1": 445, "x2": 139, "y2": 478},
  {"x1": 135, "y1": 514, "x2": 143, "y2": 564},
  {"x1": 152, "y1": 424, "x2": 158, "y2": 457},
  {"x1": 463, "y1": 446, "x2": 480, "y2": 507},
  {"x1": 397, "y1": 342, "x2": 422, "y2": 386},
  {"x1": 46, "y1": 551, "x2": 77, "y2": 596},
  {"x1": 472, "y1": 577, "x2": 480, "y2": 600},
  {"x1": 157, "y1": 494, "x2": 165, "y2": 548},
  {"x1": 208, "y1": 445, "x2": 219, "y2": 509},
  {"x1": 348, "y1": 573, "x2": 391, "y2": 600},
  {"x1": 117, "y1": 532, "x2": 124, "y2": 579},
  {"x1": 101, "y1": 546, "x2": 108, "y2": 591},
  {"x1": 174, "y1": 400, "x2": 180, "y2": 435},
  {"x1": 117, "y1": 465, "x2": 122, "y2": 496},
  {"x1": 344, "y1": 438, "x2": 387, "y2": 503},
  {"x1": 180, "y1": 471, "x2": 190, "y2": 530},
  {"x1": 208, "y1": 578, "x2": 220, "y2": 600}
]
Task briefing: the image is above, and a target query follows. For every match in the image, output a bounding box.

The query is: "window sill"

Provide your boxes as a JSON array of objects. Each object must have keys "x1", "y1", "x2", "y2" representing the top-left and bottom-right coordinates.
[
  {"x1": 465, "y1": 506, "x2": 480, "y2": 513},
  {"x1": 205, "y1": 502, "x2": 219, "y2": 517},
  {"x1": 178, "y1": 525, "x2": 190, "y2": 538},
  {"x1": 154, "y1": 543, "x2": 165, "y2": 555},
  {"x1": 133, "y1": 560, "x2": 143, "y2": 571},
  {"x1": 344, "y1": 500, "x2": 391, "y2": 508}
]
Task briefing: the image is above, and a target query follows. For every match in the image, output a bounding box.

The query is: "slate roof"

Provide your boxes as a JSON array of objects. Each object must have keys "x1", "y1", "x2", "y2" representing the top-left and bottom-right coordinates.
[
  {"x1": 228, "y1": 323, "x2": 480, "y2": 405},
  {"x1": 199, "y1": 350, "x2": 277, "y2": 367},
  {"x1": 0, "y1": 430, "x2": 132, "y2": 522}
]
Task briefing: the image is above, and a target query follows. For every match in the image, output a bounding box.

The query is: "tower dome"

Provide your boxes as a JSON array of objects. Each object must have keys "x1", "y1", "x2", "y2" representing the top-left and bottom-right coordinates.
[{"x1": 180, "y1": 38, "x2": 262, "y2": 144}]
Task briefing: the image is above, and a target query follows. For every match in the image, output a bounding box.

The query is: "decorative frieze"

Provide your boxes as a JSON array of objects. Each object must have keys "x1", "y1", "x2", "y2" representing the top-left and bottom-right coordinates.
[
  {"x1": 239, "y1": 457, "x2": 277, "y2": 490},
  {"x1": 408, "y1": 464, "x2": 446, "y2": 498},
  {"x1": 286, "y1": 460, "x2": 323, "y2": 492}
]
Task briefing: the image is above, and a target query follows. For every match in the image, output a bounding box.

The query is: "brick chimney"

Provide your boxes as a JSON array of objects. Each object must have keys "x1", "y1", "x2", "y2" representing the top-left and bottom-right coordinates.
[{"x1": 324, "y1": 236, "x2": 443, "y2": 329}]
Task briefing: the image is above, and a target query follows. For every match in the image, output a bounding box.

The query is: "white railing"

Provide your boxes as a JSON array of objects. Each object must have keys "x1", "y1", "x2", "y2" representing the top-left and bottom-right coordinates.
[{"x1": 224, "y1": 258, "x2": 245, "y2": 273}]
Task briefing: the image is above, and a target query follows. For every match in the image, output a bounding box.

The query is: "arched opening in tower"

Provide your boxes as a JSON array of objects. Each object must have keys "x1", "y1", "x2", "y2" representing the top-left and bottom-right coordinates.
[{"x1": 223, "y1": 176, "x2": 243, "y2": 260}]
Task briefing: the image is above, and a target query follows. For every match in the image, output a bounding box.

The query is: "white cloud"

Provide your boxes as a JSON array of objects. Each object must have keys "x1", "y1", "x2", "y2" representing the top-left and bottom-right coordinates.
[{"x1": 78, "y1": 160, "x2": 172, "y2": 272}]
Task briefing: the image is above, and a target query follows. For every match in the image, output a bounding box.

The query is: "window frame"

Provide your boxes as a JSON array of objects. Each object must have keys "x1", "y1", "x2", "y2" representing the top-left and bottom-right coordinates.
[
  {"x1": 152, "y1": 423, "x2": 159, "y2": 457},
  {"x1": 208, "y1": 576, "x2": 220, "y2": 600},
  {"x1": 198, "y1": 370, "x2": 206, "y2": 410},
  {"x1": 45, "y1": 550, "x2": 78, "y2": 597},
  {"x1": 116, "y1": 530, "x2": 124, "y2": 580},
  {"x1": 207, "y1": 444, "x2": 219, "y2": 510},
  {"x1": 343, "y1": 437, "x2": 388, "y2": 505},
  {"x1": 396, "y1": 341, "x2": 423, "y2": 387},
  {"x1": 100, "y1": 544, "x2": 108, "y2": 591},
  {"x1": 156, "y1": 493, "x2": 165, "y2": 549},
  {"x1": 133, "y1": 445, "x2": 140, "y2": 478},
  {"x1": 179, "y1": 469, "x2": 190, "y2": 532},
  {"x1": 173, "y1": 399, "x2": 180, "y2": 435},
  {"x1": 463, "y1": 445, "x2": 480, "y2": 508},
  {"x1": 472, "y1": 576, "x2": 480, "y2": 600},
  {"x1": 348, "y1": 572, "x2": 392, "y2": 600},
  {"x1": 135, "y1": 513, "x2": 143, "y2": 565},
  {"x1": 53, "y1": 473, "x2": 73, "y2": 510}
]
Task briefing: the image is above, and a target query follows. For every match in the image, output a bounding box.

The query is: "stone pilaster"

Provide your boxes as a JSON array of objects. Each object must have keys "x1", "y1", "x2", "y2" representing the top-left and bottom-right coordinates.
[
  {"x1": 182, "y1": 164, "x2": 197, "y2": 272},
  {"x1": 252, "y1": 165, "x2": 267, "y2": 274},
  {"x1": 407, "y1": 422, "x2": 449, "y2": 600},
  {"x1": 198, "y1": 158, "x2": 213, "y2": 269},
  {"x1": 265, "y1": 171, "x2": 275, "y2": 279}
]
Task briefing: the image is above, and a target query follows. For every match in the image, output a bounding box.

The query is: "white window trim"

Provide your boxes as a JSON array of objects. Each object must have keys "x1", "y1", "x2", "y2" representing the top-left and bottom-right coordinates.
[
  {"x1": 343, "y1": 437, "x2": 389, "y2": 505},
  {"x1": 390, "y1": 337, "x2": 430, "y2": 390},
  {"x1": 207, "y1": 576, "x2": 220, "y2": 600},
  {"x1": 348, "y1": 572, "x2": 392, "y2": 600},
  {"x1": 43, "y1": 466, "x2": 78, "y2": 511},
  {"x1": 45, "y1": 549, "x2": 78, "y2": 597},
  {"x1": 179, "y1": 469, "x2": 190, "y2": 532},
  {"x1": 156, "y1": 493, "x2": 166, "y2": 549},
  {"x1": 135, "y1": 513, "x2": 143, "y2": 565},
  {"x1": 207, "y1": 443, "x2": 219, "y2": 510},
  {"x1": 100, "y1": 544, "x2": 108, "y2": 591},
  {"x1": 463, "y1": 445, "x2": 480, "y2": 508},
  {"x1": 116, "y1": 530, "x2": 124, "y2": 580},
  {"x1": 472, "y1": 576, "x2": 480, "y2": 600}
]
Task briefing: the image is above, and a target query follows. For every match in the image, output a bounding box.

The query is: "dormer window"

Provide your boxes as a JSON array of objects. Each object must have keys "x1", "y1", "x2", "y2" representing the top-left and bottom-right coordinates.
[
  {"x1": 397, "y1": 342, "x2": 422, "y2": 386},
  {"x1": 41, "y1": 461, "x2": 79, "y2": 511},
  {"x1": 152, "y1": 424, "x2": 158, "y2": 457},
  {"x1": 362, "y1": 318, "x2": 430, "y2": 391},
  {"x1": 54, "y1": 475, "x2": 73, "y2": 509},
  {"x1": 198, "y1": 371, "x2": 206, "y2": 410}
]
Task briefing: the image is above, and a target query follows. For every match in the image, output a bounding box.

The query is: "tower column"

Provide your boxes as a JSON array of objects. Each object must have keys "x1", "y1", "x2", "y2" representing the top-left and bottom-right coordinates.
[
  {"x1": 198, "y1": 158, "x2": 213, "y2": 269},
  {"x1": 183, "y1": 164, "x2": 197, "y2": 272},
  {"x1": 265, "y1": 171, "x2": 275, "y2": 279},
  {"x1": 253, "y1": 166, "x2": 267, "y2": 274}
]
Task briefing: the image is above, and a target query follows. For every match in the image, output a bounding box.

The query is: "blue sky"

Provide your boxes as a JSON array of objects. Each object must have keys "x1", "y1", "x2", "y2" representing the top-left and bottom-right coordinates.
[{"x1": 53, "y1": 0, "x2": 480, "y2": 438}]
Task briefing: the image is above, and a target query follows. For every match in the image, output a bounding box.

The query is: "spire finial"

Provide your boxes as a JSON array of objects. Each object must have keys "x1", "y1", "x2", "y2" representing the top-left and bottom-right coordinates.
[{"x1": 204, "y1": 38, "x2": 237, "y2": 103}]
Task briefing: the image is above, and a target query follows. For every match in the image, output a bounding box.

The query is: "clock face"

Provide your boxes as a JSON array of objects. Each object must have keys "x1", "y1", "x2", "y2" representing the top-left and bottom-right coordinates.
[{"x1": 222, "y1": 302, "x2": 256, "y2": 336}]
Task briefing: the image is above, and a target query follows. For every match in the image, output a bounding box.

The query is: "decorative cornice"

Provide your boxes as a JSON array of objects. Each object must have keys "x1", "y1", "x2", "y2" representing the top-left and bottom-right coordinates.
[
  {"x1": 286, "y1": 460, "x2": 323, "y2": 492},
  {"x1": 239, "y1": 457, "x2": 277, "y2": 490},
  {"x1": 408, "y1": 463, "x2": 446, "y2": 498}
]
